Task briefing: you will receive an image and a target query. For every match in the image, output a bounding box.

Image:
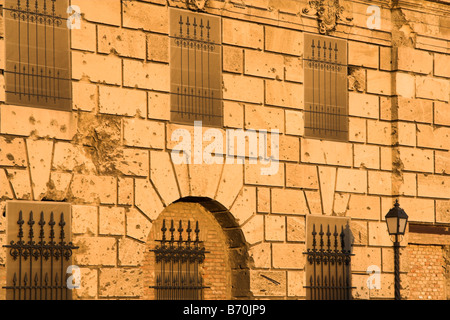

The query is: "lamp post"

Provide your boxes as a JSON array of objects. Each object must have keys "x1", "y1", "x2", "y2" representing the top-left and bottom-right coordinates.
[{"x1": 385, "y1": 200, "x2": 409, "y2": 300}]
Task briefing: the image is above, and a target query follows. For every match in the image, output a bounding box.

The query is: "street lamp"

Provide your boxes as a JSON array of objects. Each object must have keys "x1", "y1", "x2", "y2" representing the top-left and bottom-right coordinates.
[{"x1": 385, "y1": 200, "x2": 408, "y2": 300}]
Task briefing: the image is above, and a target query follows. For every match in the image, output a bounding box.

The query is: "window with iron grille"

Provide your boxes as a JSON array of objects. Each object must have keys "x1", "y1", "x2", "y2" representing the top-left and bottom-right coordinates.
[
  {"x1": 4, "y1": 201, "x2": 77, "y2": 300},
  {"x1": 304, "y1": 34, "x2": 348, "y2": 141},
  {"x1": 170, "y1": 8, "x2": 222, "y2": 127},
  {"x1": 304, "y1": 216, "x2": 353, "y2": 300},
  {"x1": 151, "y1": 219, "x2": 208, "y2": 300},
  {"x1": 4, "y1": 0, "x2": 72, "y2": 111}
]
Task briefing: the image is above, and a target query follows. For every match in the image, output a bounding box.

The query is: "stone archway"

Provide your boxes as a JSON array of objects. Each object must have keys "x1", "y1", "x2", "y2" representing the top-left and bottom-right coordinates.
[{"x1": 142, "y1": 197, "x2": 251, "y2": 300}]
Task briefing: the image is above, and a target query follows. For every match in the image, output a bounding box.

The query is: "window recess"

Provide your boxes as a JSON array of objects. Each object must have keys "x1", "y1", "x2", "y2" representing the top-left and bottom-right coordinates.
[
  {"x1": 304, "y1": 34, "x2": 348, "y2": 141},
  {"x1": 169, "y1": 8, "x2": 222, "y2": 127},
  {"x1": 304, "y1": 216, "x2": 354, "y2": 300},
  {"x1": 4, "y1": 201, "x2": 77, "y2": 300},
  {"x1": 4, "y1": 0, "x2": 72, "y2": 111}
]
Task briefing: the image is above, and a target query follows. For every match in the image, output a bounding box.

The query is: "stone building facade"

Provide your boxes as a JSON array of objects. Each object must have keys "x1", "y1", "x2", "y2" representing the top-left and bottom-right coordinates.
[{"x1": 0, "y1": 0, "x2": 449, "y2": 300}]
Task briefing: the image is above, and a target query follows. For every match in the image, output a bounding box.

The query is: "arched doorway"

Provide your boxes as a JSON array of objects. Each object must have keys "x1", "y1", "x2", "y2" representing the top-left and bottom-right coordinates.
[{"x1": 142, "y1": 197, "x2": 251, "y2": 300}]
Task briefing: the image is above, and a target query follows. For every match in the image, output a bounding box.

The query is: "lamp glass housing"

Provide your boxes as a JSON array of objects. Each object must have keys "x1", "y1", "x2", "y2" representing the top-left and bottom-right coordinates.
[
  {"x1": 386, "y1": 216, "x2": 398, "y2": 235},
  {"x1": 385, "y1": 201, "x2": 409, "y2": 236},
  {"x1": 398, "y1": 217, "x2": 408, "y2": 235}
]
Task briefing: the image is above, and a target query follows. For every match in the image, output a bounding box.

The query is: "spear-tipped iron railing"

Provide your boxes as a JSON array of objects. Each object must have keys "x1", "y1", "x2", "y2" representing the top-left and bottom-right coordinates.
[
  {"x1": 304, "y1": 223, "x2": 353, "y2": 300},
  {"x1": 4, "y1": 210, "x2": 78, "y2": 300},
  {"x1": 151, "y1": 219, "x2": 209, "y2": 300}
]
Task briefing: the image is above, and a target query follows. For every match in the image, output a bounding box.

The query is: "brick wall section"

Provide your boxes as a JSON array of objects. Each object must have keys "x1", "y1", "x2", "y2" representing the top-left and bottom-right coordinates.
[
  {"x1": 407, "y1": 245, "x2": 446, "y2": 300},
  {"x1": 142, "y1": 203, "x2": 230, "y2": 300},
  {"x1": 445, "y1": 247, "x2": 450, "y2": 299},
  {"x1": 0, "y1": 0, "x2": 448, "y2": 300},
  {"x1": 407, "y1": 232, "x2": 450, "y2": 299}
]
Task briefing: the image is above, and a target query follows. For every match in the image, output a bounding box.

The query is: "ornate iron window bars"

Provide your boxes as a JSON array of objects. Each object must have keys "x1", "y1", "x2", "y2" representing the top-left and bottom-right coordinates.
[
  {"x1": 151, "y1": 219, "x2": 208, "y2": 300},
  {"x1": 4, "y1": 209, "x2": 78, "y2": 300},
  {"x1": 304, "y1": 34, "x2": 348, "y2": 141},
  {"x1": 4, "y1": 0, "x2": 72, "y2": 111},
  {"x1": 170, "y1": 9, "x2": 222, "y2": 127},
  {"x1": 304, "y1": 223, "x2": 353, "y2": 300}
]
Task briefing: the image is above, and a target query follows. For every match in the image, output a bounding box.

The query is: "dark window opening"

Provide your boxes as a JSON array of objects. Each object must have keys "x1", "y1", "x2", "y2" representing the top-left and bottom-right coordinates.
[
  {"x1": 304, "y1": 216, "x2": 354, "y2": 300},
  {"x1": 304, "y1": 34, "x2": 348, "y2": 141},
  {"x1": 169, "y1": 8, "x2": 222, "y2": 127},
  {"x1": 4, "y1": 0, "x2": 72, "y2": 111}
]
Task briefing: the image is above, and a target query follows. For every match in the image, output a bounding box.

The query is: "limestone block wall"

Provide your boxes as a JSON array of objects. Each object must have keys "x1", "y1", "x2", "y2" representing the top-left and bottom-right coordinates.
[{"x1": 0, "y1": 0, "x2": 448, "y2": 300}]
